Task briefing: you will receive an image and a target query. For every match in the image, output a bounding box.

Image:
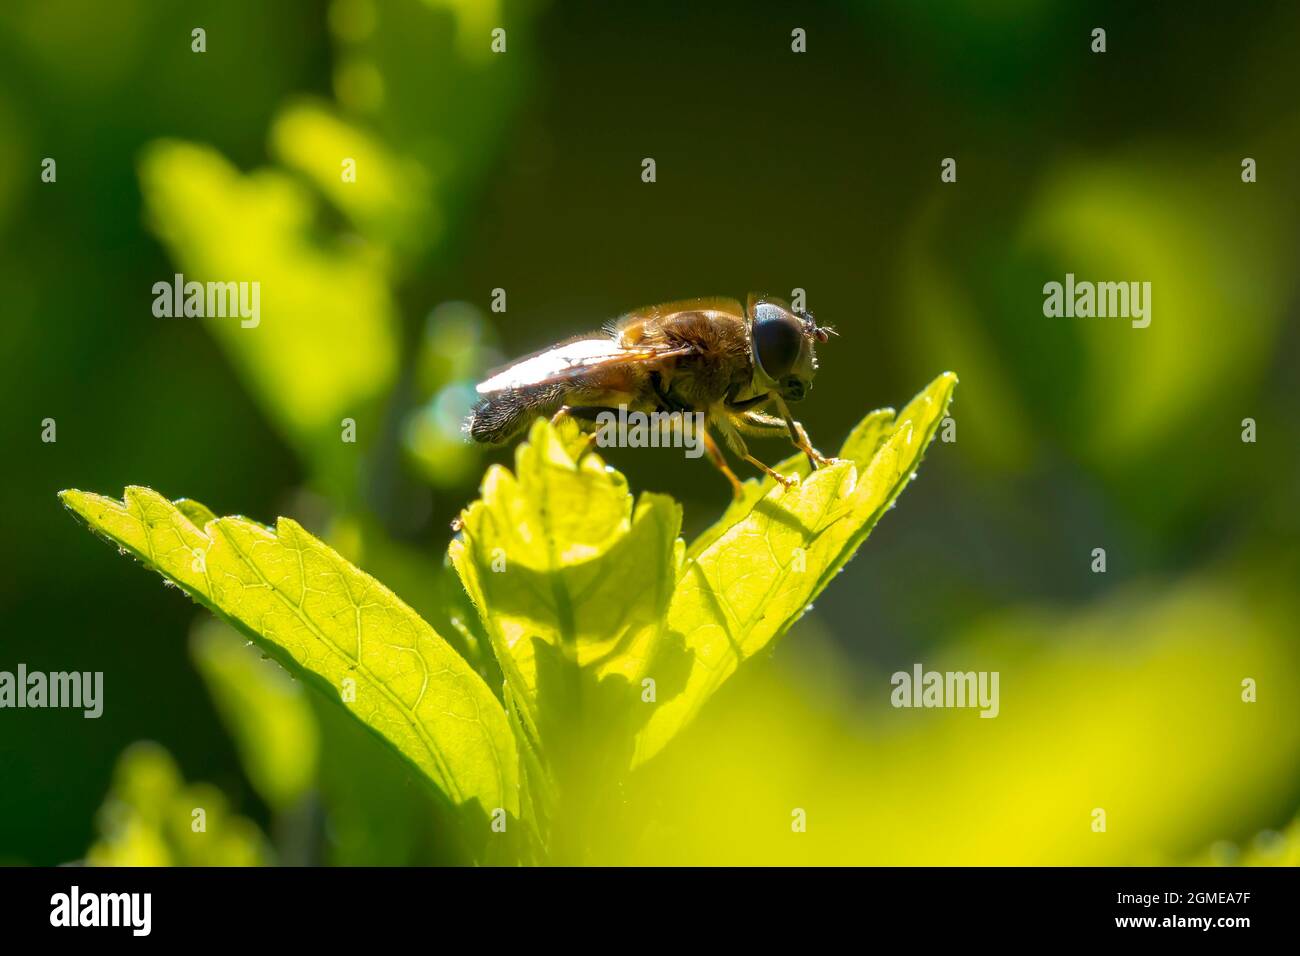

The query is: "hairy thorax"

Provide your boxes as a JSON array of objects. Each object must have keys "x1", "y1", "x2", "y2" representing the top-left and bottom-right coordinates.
[{"x1": 642, "y1": 309, "x2": 752, "y2": 411}]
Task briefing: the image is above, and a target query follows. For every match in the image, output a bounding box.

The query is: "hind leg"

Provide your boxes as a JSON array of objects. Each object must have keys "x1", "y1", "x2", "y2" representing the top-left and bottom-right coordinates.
[
  {"x1": 713, "y1": 418, "x2": 799, "y2": 490},
  {"x1": 770, "y1": 396, "x2": 837, "y2": 469}
]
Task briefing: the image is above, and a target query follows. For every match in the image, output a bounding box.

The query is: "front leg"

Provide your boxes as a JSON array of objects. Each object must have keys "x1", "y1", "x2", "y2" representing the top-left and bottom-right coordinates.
[
  {"x1": 735, "y1": 407, "x2": 836, "y2": 470},
  {"x1": 771, "y1": 395, "x2": 836, "y2": 469}
]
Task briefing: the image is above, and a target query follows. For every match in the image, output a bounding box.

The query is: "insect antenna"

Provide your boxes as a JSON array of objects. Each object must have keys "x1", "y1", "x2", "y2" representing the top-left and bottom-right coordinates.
[{"x1": 803, "y1": 310, "x2": 837, "y2": 343}]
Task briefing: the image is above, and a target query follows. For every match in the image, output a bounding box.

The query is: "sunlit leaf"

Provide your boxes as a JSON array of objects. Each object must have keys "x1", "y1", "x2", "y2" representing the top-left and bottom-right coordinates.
[
  {"x1": 448, "y1": 376, "x2": 955, "y2": 789},
  {"x1": 449, "y1": 420, "x2": 683, "y2": 833},
  {"x1": 59, "y1": 486, "x2": 519, "y2": 822},
  {"x1": 685, "y1": 407, "x2": 897, "y2": 561},
  {"x1": 634, "y1": 373, "x2": 957, "y2": 765}
]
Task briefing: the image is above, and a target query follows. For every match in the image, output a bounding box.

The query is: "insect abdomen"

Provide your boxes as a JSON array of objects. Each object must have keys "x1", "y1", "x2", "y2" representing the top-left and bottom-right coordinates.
[{"x1": 466, "y1": 384, "x2": 567, "y2": 444}]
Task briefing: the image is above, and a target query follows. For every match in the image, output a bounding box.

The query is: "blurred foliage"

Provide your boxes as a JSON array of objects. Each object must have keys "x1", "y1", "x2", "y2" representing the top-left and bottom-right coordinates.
[
  {"x1": 135, "y1": 0, "x2": 544, "y2": 506},
  {"x1": 139, "y1": 138, "x2": 401, "y2": 496},
  {"x1": 1188, "y1": 814, "x2": 1300, "y2": 867},
  {"x1": 604, "y1": 570, "x2": 1300, "y2": 865},
  {"x1": 194, "y1": 617, "x2": 483, "y2": 865},
  {"x1": 86, "y1": 742, "x2": 270, "y2": 866},
  {"x1": 190, "y1": 620, "x2": 319, "y2": 812},
  {"x1": 903, "y1": 152, "x2": 1297, "y2": 541},
  {"x1": 404, "y1": 301, "x2": 502, "y2": 489}
]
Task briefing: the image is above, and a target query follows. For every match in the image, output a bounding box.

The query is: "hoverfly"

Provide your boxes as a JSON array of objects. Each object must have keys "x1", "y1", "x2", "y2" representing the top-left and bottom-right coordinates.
[{"x1": 467, "y1": 294, "x2": 835, "y2": 497}]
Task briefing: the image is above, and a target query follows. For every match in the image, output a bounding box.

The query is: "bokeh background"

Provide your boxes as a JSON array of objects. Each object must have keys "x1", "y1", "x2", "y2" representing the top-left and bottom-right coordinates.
[{"x1": 1, "y1": 0, "x2": 1297, "y2": 865}]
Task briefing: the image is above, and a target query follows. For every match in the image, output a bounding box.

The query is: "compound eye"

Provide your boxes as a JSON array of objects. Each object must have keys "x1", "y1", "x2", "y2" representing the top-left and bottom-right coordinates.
[{"x1": 752, "y1": 305, "x2": 803, "y2": 381}]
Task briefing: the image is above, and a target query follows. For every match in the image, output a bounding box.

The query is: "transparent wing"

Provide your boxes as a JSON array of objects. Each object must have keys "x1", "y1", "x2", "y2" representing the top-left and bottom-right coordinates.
[{"x1": 475, "y1": 336, "x2": 693, "y2": 394}]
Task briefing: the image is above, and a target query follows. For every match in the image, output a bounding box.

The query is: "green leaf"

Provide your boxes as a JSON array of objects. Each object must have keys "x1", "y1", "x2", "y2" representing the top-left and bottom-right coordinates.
[
  {"x1": 633, "y1": 372, "x2": 957, "y2": 765},
  {"x1": 685, "y1": 407, "x2": 898, "y2": 561},
  {"x1": 172, "y1": 497, "x2": 217, "y2": 527},
  {"x1": 450, "y1": 420, "x2": 683, "y2": 688},
  {"x1": 59, "y1": 486, "x2": 519, "y2": 822},
  {"x1": 449, "y1": 419, "x2": 685, "y2": 835}
]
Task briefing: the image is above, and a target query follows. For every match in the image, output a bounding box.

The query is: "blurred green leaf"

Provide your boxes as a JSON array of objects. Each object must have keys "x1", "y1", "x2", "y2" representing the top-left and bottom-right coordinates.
[
  {"x1": 138, "y1": 140, "x2": 400, "y2": 492},
  {"x1": 271, "y1": 99, "x2": 437, "y2": 256},
  {"x1": 86, "y1": 742, "x2": 269, "y2": 867},
  {"x1": 903, "y1": 152, "x2": 1296, "y2": 524},
  {"x1": 612, "y1": 572, "x2": 1300, "y2": 865},
  {"x1": 334, "y1": 0, "x2": 543, "y2": 242},
  {"x1": 1191, "y1": 814, "x2": 1300, "y2": 867},
  {"x1": 190, "y1": 619, "x2": 320, "y2": 812},
  {"x1": 1020, "y1": 156, "x2": 1291, "y2": 463},
  {"x1": 59, "y1": 486, "x2": 519, "y2": 823},
  {"x1": 172, "y1": 498, "x2": 217, "y2": 527}
]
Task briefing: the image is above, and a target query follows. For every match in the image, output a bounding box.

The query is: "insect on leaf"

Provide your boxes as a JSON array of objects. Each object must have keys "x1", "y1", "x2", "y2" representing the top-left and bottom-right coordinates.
[{"x1": 634, "y1": 372, "x2": 958, "y2": 765}]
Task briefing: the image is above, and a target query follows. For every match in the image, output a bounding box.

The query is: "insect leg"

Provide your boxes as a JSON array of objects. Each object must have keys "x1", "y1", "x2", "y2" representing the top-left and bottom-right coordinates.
[
  {"x1": 554, "y1": 405, "x2": 622, "y2": 425},
  {"x1": 714, "y1": 418, "x2": 799, "y2": 490},
  {"x1": 701, "y1": 429, "x2": 745, "y2": 499},
  {"x1": 732, "y1": 410, "x2": 789, "y2": 437},
  {"x1": 770, "y1": 395, "x2": 835, "y2": 469}
]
